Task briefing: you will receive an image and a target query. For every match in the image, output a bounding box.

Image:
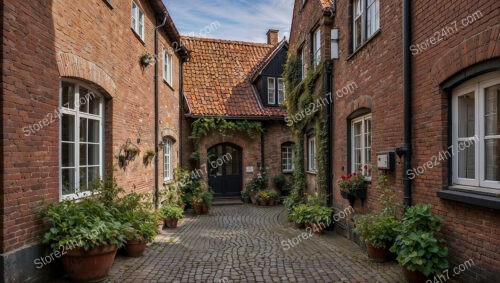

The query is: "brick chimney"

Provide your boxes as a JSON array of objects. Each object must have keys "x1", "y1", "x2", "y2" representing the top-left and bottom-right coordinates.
[{"x1": 266, "y1": 29, "x2": 279, "y2": 45}]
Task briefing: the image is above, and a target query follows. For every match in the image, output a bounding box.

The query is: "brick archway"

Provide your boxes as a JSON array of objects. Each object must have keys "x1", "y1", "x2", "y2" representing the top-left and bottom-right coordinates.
[
  {"x1": 431, "y1": 24, "x2": 500, "y2": 86},
  {"x1": 57, "y1": 52, "x2": 117, "y2": 97}
]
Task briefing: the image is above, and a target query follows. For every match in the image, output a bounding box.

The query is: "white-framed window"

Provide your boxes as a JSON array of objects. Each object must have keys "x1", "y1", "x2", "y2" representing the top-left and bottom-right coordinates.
[
  {"x1": 312, "y1": 28, "x2": 321, "y2": 68},
  {"x1": 60, "y1": 81, "x2": 104, "y2": 200},
  {"x1": 163, "y1": 49, "x2": 173, "y2": 85},
  {"x1": 131, "y1": 1, "x2": 144, "y2": 40},
  {"x1": 353, "y1": 0, "x2": 379, "y2": 50},
  {"x1": 351, "y1": 114, "x2": 372, "y2": 178},
  {"x1": 164, "y1": 139, "x2": 173, "y2": 181},
  {"x1": 299, "y1": 48, "x2": 306, "y2": 80},
  {"x1": 282, "y1": 143, "x2": 294, "y2": 173},
  {"x1": 452, "y1": 72, "x2": 500, "y2": 190},
  {"x1": 268, "y1": 77, "x2": 276, "y2": 104},
  {"x1": 278, "y1": 78, "x2": 285, "y2": 104},
  {"x1": 307, "y1": 136, "x2": 316, "y2": 172}
]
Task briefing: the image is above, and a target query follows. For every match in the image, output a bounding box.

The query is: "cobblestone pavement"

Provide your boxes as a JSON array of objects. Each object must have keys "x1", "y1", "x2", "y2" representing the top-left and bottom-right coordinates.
[{"x1": 107, "y1": 205, "x2": 403, "y2": 283}]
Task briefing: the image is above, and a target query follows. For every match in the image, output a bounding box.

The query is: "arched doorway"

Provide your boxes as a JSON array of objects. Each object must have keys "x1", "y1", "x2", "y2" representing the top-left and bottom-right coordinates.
[{"x1": 208, "y1": 143, "x2": 242, "y2": 197}]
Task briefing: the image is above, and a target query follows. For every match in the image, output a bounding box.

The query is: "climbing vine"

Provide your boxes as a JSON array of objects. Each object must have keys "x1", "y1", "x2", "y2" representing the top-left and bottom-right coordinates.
[
  {"x1": 189, "y1": 117, "x2": 263, "y2": 161},
  {"x1": 283, "y1": 54, "x2": 331, "y2": 202}
]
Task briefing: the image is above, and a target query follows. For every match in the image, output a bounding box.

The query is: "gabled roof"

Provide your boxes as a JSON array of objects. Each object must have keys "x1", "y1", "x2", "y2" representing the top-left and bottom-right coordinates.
[
  {"x1": 250, "y1": 39, "x2": 288, "y2": 83},
  {"x1": 182, "y1": 37, "x2": 286, "y2": 118}
]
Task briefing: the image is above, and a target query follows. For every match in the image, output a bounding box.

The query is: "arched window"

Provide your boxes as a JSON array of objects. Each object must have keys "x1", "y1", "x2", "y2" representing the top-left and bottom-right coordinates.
[
  {"x1": 350, "y1": 112, "x2": 372, "y2": 178},
  {"x1": 281, "y1": 142, "x2": 294, "y2": 173},
  {"x1": 60, "y1": 80, "x2": 104, "y2": 199}
]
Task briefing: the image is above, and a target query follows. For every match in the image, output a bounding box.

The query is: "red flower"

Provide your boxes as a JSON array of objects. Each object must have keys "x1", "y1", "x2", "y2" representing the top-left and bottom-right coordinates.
[{"x1": 363, "y1": 165, "x2": 368, "y2": 169}]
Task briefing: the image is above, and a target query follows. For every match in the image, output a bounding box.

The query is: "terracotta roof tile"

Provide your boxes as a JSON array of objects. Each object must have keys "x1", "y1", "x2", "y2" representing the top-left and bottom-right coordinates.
[{"x1": 182, "y1": 37, "x2": 286, "y2": 118}]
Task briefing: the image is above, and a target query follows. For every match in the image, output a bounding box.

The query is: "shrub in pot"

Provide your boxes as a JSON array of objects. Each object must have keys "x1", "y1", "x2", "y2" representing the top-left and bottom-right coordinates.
[
  {"x1": 41, "y1": 199, "x2": 126, "y2": 282},
  {"x1": 201, "y1": 191, "x2": 214, "y2": 213},
  {"x1": 390, "y1": 205, "x2": 448, "y2": 283},
  {"x1": 256, "y1": 191, "x2": 271, "y2": 206},
  {"x1": 272, "y1": 174, "x2": 287, "y2": 195},
  {"x1": 284, "y1": 190, "x2": 303, "y2": 220},
  {"x1": 354, "y1": 213, "x2": 399, "y2": 262},
  {"x1": 191, "y1": 197, "x2": 203, "y2": 215},
  {"x1": 267, "y1": 190, "x2": 279, "y2": 206},
  {"x1": 309, "y1": 205, "x2": 332, "y2": 234},
  {"x1": 245, "y1": 174, "x2": 268, "y2": 204},
  {"x1": 160, "y1": 205, "x2": 184, "y2": 228},
  {"x1": 289, "y1": 204, "x2": 312, "y2": 229}
]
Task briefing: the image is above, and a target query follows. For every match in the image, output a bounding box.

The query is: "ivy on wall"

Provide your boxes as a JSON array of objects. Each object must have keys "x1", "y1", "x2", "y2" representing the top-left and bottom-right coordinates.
[
  {"x1": 283, "y1": 55, "x2": 331, "y2": 202},
  {"x1": 189, "y1": 117, "x2": 264, "y2": 161}
]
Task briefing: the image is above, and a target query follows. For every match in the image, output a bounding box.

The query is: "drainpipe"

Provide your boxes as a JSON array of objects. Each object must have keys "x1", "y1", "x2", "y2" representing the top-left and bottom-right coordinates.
[
  {"x1": 154, "y1": 12, "x2": 168, "y2": 209},
  {"x1": 179, "y1": 58, "x2": 184, "y2": 168},
  {"x1": 401, "y1": 0, "x2": 412, "y2": 207},
  {"x1": 325, "y1": 62, "x2": 333, "y2": 208}
]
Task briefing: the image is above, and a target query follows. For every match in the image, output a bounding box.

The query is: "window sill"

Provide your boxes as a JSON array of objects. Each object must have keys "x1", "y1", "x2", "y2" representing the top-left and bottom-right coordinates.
[
  {"x1": 437, "y1": 187, "x2": 500, "y2": 210},
  {"x1": 282, "y1": 170, "x2": 294, "y2": 174},
  {"x1": 131, "y1": 28, "x2": 145, "y2": 45},
  {"x1": 347, "y1": 29, "x2": 381, "y2": 61},
  {"x1": 306, "y1": 171, "x2": 317, "y2": 175},
  {"x1": 102, "y1": 0, "x2": 113, "y2": 9}
]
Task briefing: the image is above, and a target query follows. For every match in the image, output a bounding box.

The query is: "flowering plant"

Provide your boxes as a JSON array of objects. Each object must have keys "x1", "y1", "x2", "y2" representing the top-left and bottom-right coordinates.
[{"x1": 338, "y1": 165, "x2": 370, "y2": 193}]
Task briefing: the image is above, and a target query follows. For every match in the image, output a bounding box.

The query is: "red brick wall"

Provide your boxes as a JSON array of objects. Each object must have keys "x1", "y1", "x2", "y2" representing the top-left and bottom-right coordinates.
[
  {"x1": 329, "y1": 0, "x2": 500, "y2": 280},
  {"x1": 263, "y1": 121, "x2": 294, "y2": 189},
  {"x1": 1, "y1": 0, "x2": 181, "y2": 253}
]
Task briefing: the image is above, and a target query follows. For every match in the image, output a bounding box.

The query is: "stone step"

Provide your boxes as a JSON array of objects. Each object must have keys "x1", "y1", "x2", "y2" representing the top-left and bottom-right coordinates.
[{"x1": 212, "y1": 197, "x2": 243, "y2": 206}]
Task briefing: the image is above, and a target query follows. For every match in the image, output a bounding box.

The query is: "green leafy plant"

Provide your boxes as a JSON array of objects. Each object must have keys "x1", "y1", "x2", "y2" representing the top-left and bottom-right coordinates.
[
  {"x1": 284, "y1": 189, "x2": 303, "y2": 217},
  {"x1": 267, "y1": 190, "x2": 279, "y2": 201},
  {"x1": 272, "y1": 174, "x2": 287, "y2": 191},
  {"x1": 337, "y1": 169, "x2": 368, "y2": 194},
  {"x1": 306, "y1": 193, "x2": 327, "y2": 206},
  {"x1": 309, "y1": 205, "x2": 332, "y2": 224},
  {"x1": 201, "y1": 191, "x2": 214, "y2": 207},
  {"x1": 390, "y1": 204, "x2": 448, "y2": 276},
  {"x1": 116, "y1": 193, "x2": 158, "y2": 243},
  {"x1": 354, "y1": 214, "x2": 400, "y2": 249},
  {"x1": 41, "y1": 199, "x2": 127, "y2": 251},
  {"x1": 256, "y1": 191, "x2": 271, "y2": 202},
  {"x1": 289, "y1": 204, "x2": 313, "y2": 225},
  {"x1": 245, "y1": 174, "x2": 268, "y2": 196},
  {"x1": 160, "y1": 205, "x2": 184, "y2": 220}
]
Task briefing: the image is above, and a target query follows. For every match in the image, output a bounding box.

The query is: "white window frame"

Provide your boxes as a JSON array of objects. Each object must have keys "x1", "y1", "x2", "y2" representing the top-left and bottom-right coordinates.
[
  {"x1": 59, "y1": 80, "x2": 104, "y2": 200},
  {"x1": 164, "y1": 139, "x2": 173, "y2": 181},
  {"x1": 163, "y1": 48, "x2": 173, "y2": 86},
  {"x1": 267, "y1": 77, "x2": 276, "y2": 104},
  {"x1": 452, "y1": 72, "x2": 500, "y2": 190},
  {"x1": 278, "y1": 78, "x2": 285, "y2": 104},
  {"x1": 351, "y1": 114, "x2": 372, "y2": 179},
  {"x1": 353, "y1": 0, "x2": 379, "y2": 50},
  {"x1": 282, "y1": 143, "x2": 294, "y2": 173},
  {"x1": 131, "y1": 1, "x2": 145, "y2": 40},
  {"x1": 312, "y1": 28, "x2": 321, "y2": 68},
  {"x1": 307, "y1": 136, "x2": 316, "y2": 172}
]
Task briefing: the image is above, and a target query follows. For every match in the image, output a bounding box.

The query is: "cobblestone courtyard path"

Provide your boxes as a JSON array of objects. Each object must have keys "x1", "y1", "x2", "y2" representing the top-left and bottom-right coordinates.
[{"x1": 107, "y1": 205, "x2": 403, "y2": 282}]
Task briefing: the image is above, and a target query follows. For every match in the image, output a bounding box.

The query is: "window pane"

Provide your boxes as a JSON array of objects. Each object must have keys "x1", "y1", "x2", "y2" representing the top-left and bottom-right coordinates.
[
  {"x1": 458, "y1": 93, "x2": 475, "y2": 138},
  {"x1": 80, "y1": 118, "x2": 87, "y2": 142},
  {"x1": 62, "y1": 143, "x2": 75, "y2": 167},
  {"x1": 88, "y1": 94, "x2": 100, "y2": 115},
  {"x1": 62, "y1": 82, "x2": 75, "y2": 109},
  {"x1": 80, "y1": 167, "x2": 88, "y2": 192},
  {"x1": 88, "y1": 144, "x2": 100, "y2": 166},
  {"x1": 62, "y1": 114, "x2": 75, "y2": 142},
  {"x1": 458, "y1": 142, "x2": 475, "y2": 179},
  {"x1": 484, "y1": 84, "x2": 500, "y2": 136},
  {"x1": 80, "y1": 144, "x2": 87, "y2": 166},
  {"x1": 88, "y1": 166, "x2": 100, "y2": 188},
  {"x1": 62, "y1": 169, "x2": 76, "y2": 196},
  {"x1": 79, "y1": 87, "x2": 89, "y2": 113},
  {"x1": 88, "y1": 119, "x2": 100, "y2": 143},
  {"x1": 485, "y1": 139, "x2": 500, "y2": 181}
]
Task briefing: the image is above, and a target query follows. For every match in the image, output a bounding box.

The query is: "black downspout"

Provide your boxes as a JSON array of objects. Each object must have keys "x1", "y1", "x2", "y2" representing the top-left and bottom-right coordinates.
[
  {"x1": 325, "y1": 62, "x2": 333, "y2": 208},
  {"x1": 154, "y1": 12, "x2": 168, "y2": 209},
  {"x1": 179, "y1": 59, "x2": 184, "y2": 168},
  {"x1": 260, "y1": 125, "x2": 265, "y2": 172},
  {"x1": 402, "y1": 0, "x2": 412, "y2": 207}
]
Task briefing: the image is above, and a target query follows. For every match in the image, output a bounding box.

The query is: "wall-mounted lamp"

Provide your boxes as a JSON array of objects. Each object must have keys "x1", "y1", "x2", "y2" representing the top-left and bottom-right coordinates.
[{"x1": 331, "y1": 29, "x2": 339, "y2": 59}]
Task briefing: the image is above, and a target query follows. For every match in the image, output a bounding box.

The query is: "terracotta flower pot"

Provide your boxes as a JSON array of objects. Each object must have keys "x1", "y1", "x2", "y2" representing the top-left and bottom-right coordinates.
[
  {"x1": 193, "y1": 204, "x2": 203, "y2": 215},
  {"x1": 268, "y1": 199, "x2": 275, "y2": 206},
  {"x1": 202, "y1": 205, "x2": 209, "y2": 214},
  {"x1": 258, "y1": 200, "x2": 266, "y2": 206},
  {"x1": 365, "y1": 242, "x2": 395, "y2": 262},
  {"x1": 250, "y1": 196, "x2": 257, "y2": 204},
  {"x1": 295, "y1": 222, "x2": 305, "y2": 229},
  {"x1": 401, "y1": 266, "x2": 431, "y2": 283},
  {"x1": 165, "y1": 217, "x2": 178, "y2": 228},
  {"x1": 61, "y1": 245, "x2": 117, "y2": 282},
  {"x1": 125, "y1": 239, "x2": 147, "y2": 257},
  {"x1": 305, "y1": 222, "x2": 312, "y2": 229}
]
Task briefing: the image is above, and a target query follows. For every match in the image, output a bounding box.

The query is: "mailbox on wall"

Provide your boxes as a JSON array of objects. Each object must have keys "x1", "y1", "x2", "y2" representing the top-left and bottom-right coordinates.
[{"x1": 377, "y1": 151, "x2": 395, "y2": 171}]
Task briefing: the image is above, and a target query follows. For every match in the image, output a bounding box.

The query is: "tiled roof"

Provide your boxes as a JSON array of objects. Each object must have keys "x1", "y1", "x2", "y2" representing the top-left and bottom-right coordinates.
[
  {"x1": 250, "y1": 40, "x2": 288, "y2": 83},
  {"x1": 182, "y1": 37, "x2": 286, "y2": 118}
]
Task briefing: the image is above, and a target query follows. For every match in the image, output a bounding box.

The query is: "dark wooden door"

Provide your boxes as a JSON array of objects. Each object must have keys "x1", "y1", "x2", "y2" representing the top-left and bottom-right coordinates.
[{"x1": 208, "y1": 143, "x2": 242, "y2": 197}]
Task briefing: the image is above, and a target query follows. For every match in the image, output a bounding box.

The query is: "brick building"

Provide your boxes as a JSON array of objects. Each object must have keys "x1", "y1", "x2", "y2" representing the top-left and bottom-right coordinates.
[
  {"x1": 1, "y1": 0, "x2": 188, "y2": 281},
  {"x1": 288, "y1": 0, "x2": 499, "y2": 280},
  {"x1": 181, "y1": 33, "x2": 294, "y2": 196}
]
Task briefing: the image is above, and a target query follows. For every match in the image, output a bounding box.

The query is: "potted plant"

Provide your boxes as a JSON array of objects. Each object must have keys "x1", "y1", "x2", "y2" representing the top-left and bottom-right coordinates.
[
  {"x1": 256, "y1": 191, "x2": 270, "y2": 206},
  {"x1": 245, "y1": 174, "x2": 268, "y2": 204},
  {"x1": 390, "y1": 205, "x2": 448, "y2": 283},
  {"x1": 143, "y1": 150, "x2": 155, "y2": 165},
  {"x1": 201, "y1": 191, "x2": 214, "y2": 213},
  {"x1": 140, "y1": 52, "x2": 154, "y2": 66},
  {"x1": 289, "y1": 204, "x2": 312, "y2": 229},
  {"x1": 160, "y1": 205, "x2": 184, "y2": 228},
  {"x1": 241, "y1": 190, "x2": 251, "y2": 203},
  {"x1": 309, "y1": 205, "x2": 332, "y2": 234},
  {"x1": 337, "y1": 169, "x2": 368, "y2": 206},
  {"x1": 267, "y1": 190, "x2": 279, "y2": 206},
  {"x1": 354, "y1": 213, "x2": 399, "y2": 262},
  {"x1": 191, "y1": 197, "x2": 203, "y2": 214},
  {"x1": 284, "y1": 190, "x2": 303, "y2": 219},
  {"x1": 272, "y1": 174, "x2": 287, "y2": 195},
  {"x1": 41, "y1": 199, "x2": 127, "y2": 282},
  {"x1": 124, "y1": 145, "x2": 140, "y2": 160}
]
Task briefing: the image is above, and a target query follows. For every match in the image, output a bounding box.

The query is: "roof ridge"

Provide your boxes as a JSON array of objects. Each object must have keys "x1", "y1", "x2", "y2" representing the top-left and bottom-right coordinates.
[{"x1": 181, "y1": 36, "x2": 273, "y2": 48}]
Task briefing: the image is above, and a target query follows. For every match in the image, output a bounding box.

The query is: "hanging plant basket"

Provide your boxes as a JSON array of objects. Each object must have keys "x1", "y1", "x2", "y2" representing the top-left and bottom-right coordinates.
[
  {"x1": 140, "y1": 52, "x2": 154, "y2": 67},
  {"x1": 143, "y1": 150, "x2": 155, "y2": 165},
  {"x1": 354, "y1": 187, "x2": 367, "y2": 200},
  {"x1": 124, "y1": 146, "x2": 140, "y2": 160}
]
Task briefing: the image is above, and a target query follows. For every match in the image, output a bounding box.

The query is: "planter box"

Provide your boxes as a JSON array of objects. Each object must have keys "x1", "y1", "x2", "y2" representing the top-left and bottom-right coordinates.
[{"x1": 61, "y1": 245, "x2": 117, "y2": 282}]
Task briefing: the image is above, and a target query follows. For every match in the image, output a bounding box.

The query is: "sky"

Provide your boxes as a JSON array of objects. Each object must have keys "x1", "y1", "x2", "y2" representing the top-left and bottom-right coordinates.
[{"x1": 164, "y1": 0, "x2": 294, "y2": 43}]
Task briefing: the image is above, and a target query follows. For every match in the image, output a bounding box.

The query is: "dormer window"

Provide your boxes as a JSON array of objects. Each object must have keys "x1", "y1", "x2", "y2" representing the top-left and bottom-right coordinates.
[
  {"x1": 278, "y1": 79, "x2": 285, "y2": 104},
  {"x1": 268, "y1": 77, "x2": 276, "y2": 104}
]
